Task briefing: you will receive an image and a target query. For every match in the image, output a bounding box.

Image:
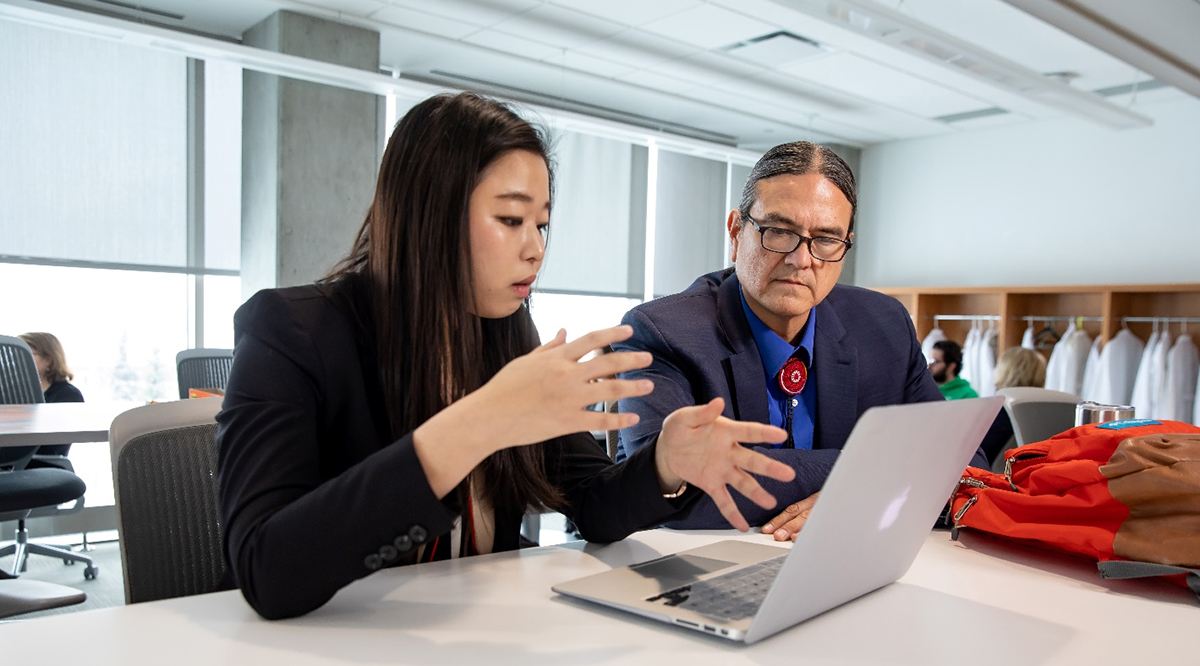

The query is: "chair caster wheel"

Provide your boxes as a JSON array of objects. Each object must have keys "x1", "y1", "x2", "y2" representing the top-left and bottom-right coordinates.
[{"x1": 84, "y1": 565, "x2": 99, "y2": 580}]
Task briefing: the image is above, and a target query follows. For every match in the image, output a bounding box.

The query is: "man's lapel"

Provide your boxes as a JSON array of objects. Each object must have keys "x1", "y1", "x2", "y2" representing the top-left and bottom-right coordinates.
[
  {"x1": 716, "y1": 272, "x2": 770, "y2": 425},
  {"x1": 814, "y1": 297, "x2": 858, "y2": 450}
]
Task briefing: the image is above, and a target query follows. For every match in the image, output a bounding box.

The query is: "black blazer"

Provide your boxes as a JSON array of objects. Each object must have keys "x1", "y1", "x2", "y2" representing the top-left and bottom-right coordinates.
[
  {"x1": 217, "y1": 275, "x2": 694, "y2": 620},
  {"x1": 614, "y1": 270, "x2": 981, "y2": 528}
]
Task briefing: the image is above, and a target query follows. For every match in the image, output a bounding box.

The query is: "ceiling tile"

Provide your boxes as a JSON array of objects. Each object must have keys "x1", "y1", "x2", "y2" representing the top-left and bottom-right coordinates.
[
  {"x1": 782, "y1": 53, "x2": 990, "y2": 118},
  {"x1": 572, "y1": 29, "x2": 702, "y2": 69},
  {"x1": 488, "y1": 4, "x2": 626, "y2": 50},
  {"x1": 548, "y1": 0, "x2": 701, "y2": 28},
  {"x1": 294, "y1": 0, "x2": 388, "y2": 17},
  {"x1": 370, "y1": 5, "x2": 480, "y2": 39},
  {"x1": 386, "y1": 0, "x2": 542, "y2": 29},
  {"x1": 639, "y1": 4, "x2": 777, "y2": 50},
  {"x1": 540, "y1": 50, "x2": 637, "y2": 78},
  {"x1": 614, "y1": 69, "x2": 698, "y2": 94},
  {"x1": 462, "y1": 29, "x2": 564, "y2": 61},
  {"x1": 646, "y1": 52, "x2": 765, "y2": 88}
]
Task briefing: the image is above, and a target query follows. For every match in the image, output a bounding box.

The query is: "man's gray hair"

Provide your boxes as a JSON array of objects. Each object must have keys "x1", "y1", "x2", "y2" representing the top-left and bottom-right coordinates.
[{"x1": 738, "y1": 141, "x2": 857, "y2": 233}]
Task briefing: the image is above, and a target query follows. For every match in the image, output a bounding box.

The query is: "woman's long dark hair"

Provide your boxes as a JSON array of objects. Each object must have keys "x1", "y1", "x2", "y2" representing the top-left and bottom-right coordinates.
[{"x1": 327, "y1": 92, "x2": 561, "y2": 512}]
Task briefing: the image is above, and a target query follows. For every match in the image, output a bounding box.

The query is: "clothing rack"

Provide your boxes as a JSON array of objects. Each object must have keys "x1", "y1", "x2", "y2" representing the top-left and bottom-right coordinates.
[
  {"x1": 1020, "y1": 316, "x2": 1104, "y2": 323},
  {"x1": 933, "y1": 314, "x2": 1001, "y2": 322},
  {"x1": 1120, "y1": 317, "x2": 1200, "y2": 323}
]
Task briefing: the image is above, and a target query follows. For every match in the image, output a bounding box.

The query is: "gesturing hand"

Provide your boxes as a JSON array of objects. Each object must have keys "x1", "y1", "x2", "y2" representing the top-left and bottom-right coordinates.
[
  {"x1": 415, "y1": 325, "x2": 654, "y2": 499},
  {"x1": 471, "y1": 324, "x2": 654, "y2": 450},
  {"x1": 654, "y1": 398, "x2": 796, "y2": 532},
  {"x1": 761, "y1": 492, "x2": 820, "y2": 541}
]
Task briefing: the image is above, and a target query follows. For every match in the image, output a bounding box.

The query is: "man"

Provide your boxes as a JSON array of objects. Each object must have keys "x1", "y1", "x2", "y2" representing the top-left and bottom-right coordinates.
[
  {"x1": 615, "y1": 141, "x2": 987, "y2": 538},
  {"x1": 929, "y1": 340, "x2": 979, "y2": 400}
]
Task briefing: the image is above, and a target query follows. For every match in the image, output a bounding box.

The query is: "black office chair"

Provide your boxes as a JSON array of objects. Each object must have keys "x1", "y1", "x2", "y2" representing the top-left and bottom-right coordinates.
[
  {"x1": 0, "y1": 335, "x2": 98, "y2": 580},
  {"x1": 109, "y1": 398, "x2": 226, "y2": 603},
  {"x1": 175, "y1": 348, "x2": 234, "y2": 399}
]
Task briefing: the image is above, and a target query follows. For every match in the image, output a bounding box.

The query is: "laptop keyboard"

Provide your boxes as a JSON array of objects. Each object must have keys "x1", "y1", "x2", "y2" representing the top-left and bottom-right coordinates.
[{"x1": 645, "y1": 554, "x2": 787, "y2": 621}]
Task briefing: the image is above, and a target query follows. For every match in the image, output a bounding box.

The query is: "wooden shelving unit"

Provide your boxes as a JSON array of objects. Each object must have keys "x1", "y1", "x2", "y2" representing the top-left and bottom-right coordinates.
[{"x1": 873, "y1": 284, "x2": 1200, "y2": 352}]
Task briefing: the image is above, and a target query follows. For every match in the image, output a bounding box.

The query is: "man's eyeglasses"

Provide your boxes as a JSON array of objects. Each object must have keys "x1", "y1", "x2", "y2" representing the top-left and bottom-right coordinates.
[{"x1": 742, "y1": 214, "x2": 853, "y2": 262}]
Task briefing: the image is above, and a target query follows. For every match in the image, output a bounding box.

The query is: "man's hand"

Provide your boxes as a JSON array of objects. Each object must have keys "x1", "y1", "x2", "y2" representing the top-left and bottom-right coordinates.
[
  {"x1": 654, "y1": 398, "x2": 795, "y2": 532},
  {"x1": 761, "y1": 492, "x2": 820, "y2": 541}
]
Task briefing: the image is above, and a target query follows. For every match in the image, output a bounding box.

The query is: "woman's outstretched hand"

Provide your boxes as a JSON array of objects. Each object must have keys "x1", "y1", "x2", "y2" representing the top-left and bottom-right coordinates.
[
  {"x1": 654, "y1": 398, "x2": 795, "y2": 532},
  {"x1": 413, "y1": 325, "x2": 652, "y2": 498},
  {"x1": 479, "y1": 325, "x2": 654, "y2": 448}
]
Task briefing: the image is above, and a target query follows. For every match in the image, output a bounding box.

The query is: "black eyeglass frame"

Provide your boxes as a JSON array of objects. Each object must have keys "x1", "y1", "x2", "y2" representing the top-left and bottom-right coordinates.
[{"x1": 741, "y1": 214, "x2": 854, "y2": 263}]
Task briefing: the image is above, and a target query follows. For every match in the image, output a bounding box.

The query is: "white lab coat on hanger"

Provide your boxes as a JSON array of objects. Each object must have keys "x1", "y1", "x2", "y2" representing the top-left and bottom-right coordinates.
[
  {"x1": 1085, "y1": 328, "x2": 1145, "y2": 406},
  {"x1": 960, "y1": 323, "x2": 981, "y2": 389},
  {"x1": 921, "y1": 327, "x2": 947, "y2": 365},
  {"x1": 1021, "y1": 324, "x2": 1036, "y2": 351},
  {"x1": 1045, "y1": 323, "x2": 1091, "y2": 397},
  {"x1": 976, "y1": 325, "x2": 998, "y2": 397},
  {"x1": 1161, "y1": 335, "x2": 1199, "y2": 423},
  {"x1": 1130, "y1": 330, "x2": 1163, "y2": 420},
  {"x1": 1080, "y1": 336, "x2": 1103, "y2": 402}
]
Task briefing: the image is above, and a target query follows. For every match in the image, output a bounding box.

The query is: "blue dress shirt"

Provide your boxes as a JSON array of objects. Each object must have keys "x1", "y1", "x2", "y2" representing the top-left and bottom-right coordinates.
[{"x1": 739, "y1": 288, "x2": 817, "y2": 450}]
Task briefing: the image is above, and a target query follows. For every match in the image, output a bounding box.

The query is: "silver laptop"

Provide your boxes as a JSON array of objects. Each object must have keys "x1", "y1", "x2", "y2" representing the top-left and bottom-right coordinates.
[{"x1": 553, "y1": 397, "x2": 1004, "y2": 644}]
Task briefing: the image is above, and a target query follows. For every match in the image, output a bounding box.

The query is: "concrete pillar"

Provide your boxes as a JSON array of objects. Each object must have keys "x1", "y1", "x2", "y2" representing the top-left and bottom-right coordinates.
[{"x1": 241, "y1": 11, "x2": 380, "y2": 298}]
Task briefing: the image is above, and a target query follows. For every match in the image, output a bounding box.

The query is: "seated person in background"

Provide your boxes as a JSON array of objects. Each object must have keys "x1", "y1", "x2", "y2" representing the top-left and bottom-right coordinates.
[
  {"x1": 929, "y1": 340, "x2": 978, "y2": 400},
  {"x1": 614, "y1": 141, "x2": 986, "y2": 541},
  {"x1": 216, "y1": 93, "x2": 795, "y2": 620},
  {"x1": 977, "y1": 347, "x2": 1050, "y2": 469},
  {"x1": 19, "y1": 332, "x2": 83, "y2": 457},
  {"x1": 995, "y1": 347, "x2": 1047, "y2": 390}
]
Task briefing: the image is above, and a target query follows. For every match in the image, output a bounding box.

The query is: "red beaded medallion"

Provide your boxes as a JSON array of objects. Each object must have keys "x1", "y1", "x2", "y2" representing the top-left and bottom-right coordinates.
[{"x1": 778, "y1": 358, "x2": 807, "y2": 396}]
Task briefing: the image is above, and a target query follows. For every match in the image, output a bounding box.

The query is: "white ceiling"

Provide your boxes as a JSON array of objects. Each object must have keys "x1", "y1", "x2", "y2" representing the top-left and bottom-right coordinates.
[{"x1": 25, "y1": 0, "x2": 1196, "y2": 149}]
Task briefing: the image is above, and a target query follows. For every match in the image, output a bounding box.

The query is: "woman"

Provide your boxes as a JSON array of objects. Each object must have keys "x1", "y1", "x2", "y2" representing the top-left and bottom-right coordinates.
[
  {"x1": 19, "y1": 332, "x2": 83, "y2": 457},
  {"x1": 995, "y1": 347, "x2": 1048, "y2": 390},
  {"x1": 217, "y1": 93, "x2": 794, "y2": 620},
  {"x1": 19, "y1": 332, "x2": 83, "y2": 404}
]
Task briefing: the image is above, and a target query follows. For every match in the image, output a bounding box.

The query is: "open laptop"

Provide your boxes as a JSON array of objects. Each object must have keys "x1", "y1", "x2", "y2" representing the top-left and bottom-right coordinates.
[{"x1": 553, "y1": 396, "x2": 1004, "y2": 644}]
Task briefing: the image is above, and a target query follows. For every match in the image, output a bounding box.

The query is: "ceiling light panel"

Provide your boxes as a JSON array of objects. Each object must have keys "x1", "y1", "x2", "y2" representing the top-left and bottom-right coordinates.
[
  {"x1": 548, "y1": 0, "x2": 703, "y2": 28},
  {"x1": 891, "y1": 0, "x2": 1150, "y2": 92},
  {"x1": 639, "y1": 3, "x2": 779, "y2": 50},
  {"x1": 487, "y1": 4, "x2": 626, "y2": 50},
  {"x1": 770, "y1": 0, "x2": 1152, "y2": 128},
  {"x1": 369, "y1": 5, "x2": 480, "y2": 40}
]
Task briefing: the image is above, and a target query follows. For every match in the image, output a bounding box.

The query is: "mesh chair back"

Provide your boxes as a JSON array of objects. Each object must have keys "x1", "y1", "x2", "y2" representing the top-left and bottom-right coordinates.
[
  {"x1": 997, "y1": 387, "x2": 1081, "y2": 447},
  {"x1": 176, "y1": 348, "x2": 234, "y2": 399},
  {"x1": 110, "y1": 398, "x2": 225, "y2": 604},
  {"x1": 0, "y1": 335, "x2": 44, "y2": 405},
  {"x1": 0, "y1": 335, "x2": 44, "y2": 468}
]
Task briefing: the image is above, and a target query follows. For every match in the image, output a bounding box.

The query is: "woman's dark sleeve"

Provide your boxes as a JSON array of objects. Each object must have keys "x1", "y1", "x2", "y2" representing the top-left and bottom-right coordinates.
[
  {"x1": 216, "y1": 290, "x2": 458, "y2": 620},
  {"x1": 549, "y1": 432, "x2": 700, "y2": 543}
]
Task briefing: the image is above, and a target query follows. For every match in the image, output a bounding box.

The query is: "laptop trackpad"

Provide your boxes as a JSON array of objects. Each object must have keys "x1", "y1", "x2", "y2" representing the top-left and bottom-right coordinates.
[{"x1": 631, "y1": 554, "x2": 736, "y2": 589}]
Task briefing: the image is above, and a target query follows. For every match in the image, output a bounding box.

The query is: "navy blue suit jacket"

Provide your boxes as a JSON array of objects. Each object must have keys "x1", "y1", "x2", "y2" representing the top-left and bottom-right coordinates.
[{"x1": 615, "y1": 269, "x2": 984, "y2": 528}]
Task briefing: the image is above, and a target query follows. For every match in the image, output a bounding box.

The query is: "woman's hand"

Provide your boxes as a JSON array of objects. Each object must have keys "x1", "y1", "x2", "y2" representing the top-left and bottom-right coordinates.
[
  {"x1": 414, "y1": 325, "x2": 652, "y2": 498},
  {"x1": 654, "y1": 398, "x2": 795, "y2": 532},
  {"x1": 474, "y1": 325, "x2": 654, "y2": 448}
]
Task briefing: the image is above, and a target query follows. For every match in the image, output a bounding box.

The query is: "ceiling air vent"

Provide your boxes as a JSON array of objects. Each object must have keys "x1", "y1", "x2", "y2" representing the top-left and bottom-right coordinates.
[{"x1": 724, "y1": 31, "x2": 828, "y2": 67}]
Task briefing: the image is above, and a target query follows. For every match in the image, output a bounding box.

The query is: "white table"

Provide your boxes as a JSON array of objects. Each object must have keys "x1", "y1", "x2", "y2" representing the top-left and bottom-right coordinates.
[
  {"x1": 2, "y1": 529, "x2": 1196, "y2": 664},
  {"x1": 0, "y1": 402, "x2": 139, "y2": 448}
]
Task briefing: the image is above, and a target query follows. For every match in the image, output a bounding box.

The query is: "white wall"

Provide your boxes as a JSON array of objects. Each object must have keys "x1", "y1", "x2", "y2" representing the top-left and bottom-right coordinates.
[{"x1": 854, "y1": 93, "x2": 1200, "y2": 288}]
